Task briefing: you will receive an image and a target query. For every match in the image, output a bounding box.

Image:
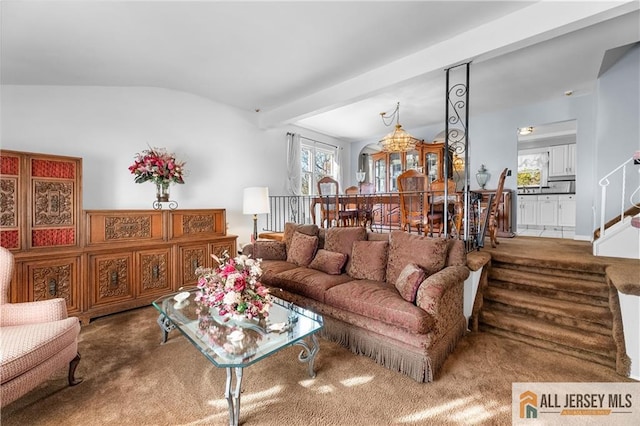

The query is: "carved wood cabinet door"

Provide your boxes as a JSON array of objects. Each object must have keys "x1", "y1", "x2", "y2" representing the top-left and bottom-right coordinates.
[
  {"x1": 210, "y1": 239, "x2": 237, "y2": 260},
  {"x1": 0, "y1": 151, "x2": 21, "y2": 250},
  {"x1": 23, "y1": 256, "x2": 82, "y2": 316},
  {"x1": 178, "y1": 243, "x2": 208, "y2": 288},
  {"x1": 88, "y1": 252, "x2": 134, "y2": 309},
  {"x1": 27, "y1": 154, "x2": 81, "y2": 250},
  {"x1": 136, "y1": 247, "x2": 172, "y2": 298}
]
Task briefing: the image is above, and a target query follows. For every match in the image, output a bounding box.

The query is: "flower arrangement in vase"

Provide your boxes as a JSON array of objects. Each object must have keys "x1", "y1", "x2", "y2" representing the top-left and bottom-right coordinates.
[
  {"x1": 194, "y1": 251, "x2": 272, "y2": 320},
  {"x1": 128, "y1": 146, "x2": 185, "y2": 203}
]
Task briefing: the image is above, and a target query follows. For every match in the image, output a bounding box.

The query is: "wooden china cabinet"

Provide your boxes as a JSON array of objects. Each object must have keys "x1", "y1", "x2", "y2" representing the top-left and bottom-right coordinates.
[
  {"x1": 372, "y1": 149, "x2": 420, "y2": 193},
  {"x1": 1, "y1": 149, "x2": 237, "y2": 324},
  {"x1": 372, "y1": 142, "x2": 453, "y2": 192}
]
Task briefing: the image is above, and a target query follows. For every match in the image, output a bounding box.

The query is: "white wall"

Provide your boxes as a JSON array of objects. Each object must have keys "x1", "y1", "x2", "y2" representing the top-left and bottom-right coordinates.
[
  {"x1": 0, "y1": 85, "x2": 350, "y2": 247},
  {"x1": 595, "y1": 44, "x2": 640, "y2": 225}
]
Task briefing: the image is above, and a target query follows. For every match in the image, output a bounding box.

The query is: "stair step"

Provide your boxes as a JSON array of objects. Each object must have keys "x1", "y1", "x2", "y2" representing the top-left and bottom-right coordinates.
[
  {"x1": 479, "y1": 324, "x2": 617, "y2": 369},
  {"x1": 489, "y1": 266, "x2": 609, "y2": 300},
  {"x1": 479, "y1": 309, "x2": 616, "y2": 360},
  {"x1": 489, "y1": 252, "x2": 607, "y2": 276},
  {"x1": 489, "y1": 278, "x2": 610, "y2": 309},
  {"x1": 483, "y1": 286, "x2": 613, "y2": 330},
  {"x1": 492, "y1": 260, "x2": 606, "y2": 282}
]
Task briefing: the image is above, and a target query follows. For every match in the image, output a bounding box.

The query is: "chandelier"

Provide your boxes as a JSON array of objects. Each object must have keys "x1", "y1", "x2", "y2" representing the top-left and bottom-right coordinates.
[{"x1": 379, "y1": 102, "x2": 421, "y2": 152}]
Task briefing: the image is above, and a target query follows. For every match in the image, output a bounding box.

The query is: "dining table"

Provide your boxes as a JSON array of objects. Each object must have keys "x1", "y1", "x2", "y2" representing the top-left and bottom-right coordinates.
[{"x1": 310, "y1": 191, "x2": 464, "y2": 235}]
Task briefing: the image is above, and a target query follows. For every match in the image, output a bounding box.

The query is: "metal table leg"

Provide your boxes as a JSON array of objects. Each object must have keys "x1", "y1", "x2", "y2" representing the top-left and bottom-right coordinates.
[
  {"x1": 294, "y1": 333, "x2": 320, "y2": 378},
  {"x1": 225, "y1": 367, "x2": 243, "y2": 426},
  {"x1": 156, "y1": 313, "x2": 175, "y2": 344}
]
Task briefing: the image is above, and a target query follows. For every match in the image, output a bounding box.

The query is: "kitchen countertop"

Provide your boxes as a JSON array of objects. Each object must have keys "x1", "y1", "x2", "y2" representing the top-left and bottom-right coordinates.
[{"x1": 516, "y1": 191, "x2": 575, "y2": 196}]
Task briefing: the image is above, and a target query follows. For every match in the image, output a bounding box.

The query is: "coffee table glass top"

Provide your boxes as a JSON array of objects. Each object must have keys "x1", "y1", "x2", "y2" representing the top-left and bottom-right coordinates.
[{"x1": 152, "y1": 289, "x2": 323, "y2": 368}]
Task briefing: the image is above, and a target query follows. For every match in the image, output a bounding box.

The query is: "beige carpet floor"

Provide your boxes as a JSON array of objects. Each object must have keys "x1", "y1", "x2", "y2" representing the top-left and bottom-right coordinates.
[{"x1": 2, "y1": 305, "x2": 635, "y2": 426}]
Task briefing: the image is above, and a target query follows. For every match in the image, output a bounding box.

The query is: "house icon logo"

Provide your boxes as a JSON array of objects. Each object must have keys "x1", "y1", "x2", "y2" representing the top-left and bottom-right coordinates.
[{"x1": 519, "y1": 390, "x2": 538, "y2": 419}]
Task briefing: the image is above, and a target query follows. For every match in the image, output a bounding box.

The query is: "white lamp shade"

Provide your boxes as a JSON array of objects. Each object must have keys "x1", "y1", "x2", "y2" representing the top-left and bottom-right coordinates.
[{"x1": 242, "y1": 187, "x2": 270, "y2": 215}]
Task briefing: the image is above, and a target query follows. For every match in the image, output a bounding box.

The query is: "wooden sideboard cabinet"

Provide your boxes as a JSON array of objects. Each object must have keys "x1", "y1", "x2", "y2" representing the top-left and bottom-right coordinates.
[
  {"x1": 83, "y1": 209, "x2": 236, "y2": 323},
  {"x1": 476, "y1": 189, "x2": 515, "y2": 238}
]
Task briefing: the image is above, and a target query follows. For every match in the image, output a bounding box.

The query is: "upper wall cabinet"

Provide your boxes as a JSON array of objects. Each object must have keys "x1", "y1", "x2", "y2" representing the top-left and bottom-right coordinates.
[
  {"x1": 1, "y1": 150, "x2": 82, "y2": 252},
  {"x1": 549, "y1": 144, "x2": 576, "y2": 177}
]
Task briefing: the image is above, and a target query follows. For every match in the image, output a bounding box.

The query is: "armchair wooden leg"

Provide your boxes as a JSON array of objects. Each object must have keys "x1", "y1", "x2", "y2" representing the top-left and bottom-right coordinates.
[{"x1": 68, "y1": 352, "x2": 83, "y2": 386}]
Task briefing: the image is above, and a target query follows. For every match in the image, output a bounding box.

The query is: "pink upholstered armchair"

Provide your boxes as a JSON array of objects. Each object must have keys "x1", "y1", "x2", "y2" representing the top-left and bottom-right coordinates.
[{"x1": 0, "y1": 247, "x2": 82, "y2": 407}]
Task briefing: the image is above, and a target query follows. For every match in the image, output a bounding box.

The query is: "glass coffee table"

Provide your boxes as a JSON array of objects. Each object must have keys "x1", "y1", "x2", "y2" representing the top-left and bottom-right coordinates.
[{"x1": 152, "y1": 289, "x2": 323, "y2": 426}]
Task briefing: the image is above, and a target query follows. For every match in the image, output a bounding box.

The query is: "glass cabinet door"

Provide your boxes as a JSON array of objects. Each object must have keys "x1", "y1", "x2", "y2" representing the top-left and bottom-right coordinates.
[
  {"x1": 424, "y1": 152, "x2": 439, "y2": 182},
  {"x1": 374, "y1": 155, "x2": 387, "y2": 192},
  {"x1": 389, "y1": 152, "x2": 402, "y2": 192},
  {"x1": 405, "y1": 150, "x2": 420, "y2": 171}
]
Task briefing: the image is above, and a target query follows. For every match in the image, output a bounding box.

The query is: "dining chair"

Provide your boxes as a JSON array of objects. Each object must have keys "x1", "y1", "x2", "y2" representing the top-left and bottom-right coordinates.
[
  {"x1": 430, "y1": 178, "x2": 461, "y2": 237},
  {"x1": 488, "y1": 168, "x2": 509, "y2": 248},
  {"x1": 358, "y1": 182, "x2": 375, "y2": 194},
  {"x1": 354, "y1": 182, "x2": 377, "y2": 230},
  {"x1": 317, "y1": 176, "x2": 339, "y2": 228},
  {"x1": 397, "y1": 169, "x2": 443, "y2": 236},
  {"x1": 317, "y1": 177, "x2": 357, "y2": 227},
  {"x1": 343, "y1": 186, "x2": 360, "y2": 226}
]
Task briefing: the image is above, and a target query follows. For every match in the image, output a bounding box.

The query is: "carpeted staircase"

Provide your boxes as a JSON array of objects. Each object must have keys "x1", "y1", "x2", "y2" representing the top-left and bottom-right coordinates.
[{"x1": 478, "y1": 256, "x2": 619, "y2": 370}]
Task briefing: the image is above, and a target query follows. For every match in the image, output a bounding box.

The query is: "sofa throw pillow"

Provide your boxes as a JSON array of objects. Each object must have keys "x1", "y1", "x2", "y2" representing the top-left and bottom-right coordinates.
[
  {"x1": 253, "y1": 240, "x2": 287, "y2": 261},
  {"x1": 385, "y1": 231, "x2": 448, "y2": 284},
  {"x1": 308, "y1": 249, "x2": 348, "y2": 275},
  {"x1": 395, "y1": 263, "x2": 426, "y2": 302},
  {"x1": 348, "y1": 240, "x2": 389, "y2": 281},
  {"x1": 286, "y1": 231, "x2": 318, "y2": 267},
  {"x1": 284, "y1": 223, "x2": 319, "y2": 253},
  {"x1": 324, "y1": 226, "x2": 367, "y2": 271}
]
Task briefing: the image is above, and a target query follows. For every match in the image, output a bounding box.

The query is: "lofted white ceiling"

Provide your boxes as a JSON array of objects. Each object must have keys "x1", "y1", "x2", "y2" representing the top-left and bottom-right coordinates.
[{"x1": 2, "y1": 1, "x2": 639, "y2": 143}]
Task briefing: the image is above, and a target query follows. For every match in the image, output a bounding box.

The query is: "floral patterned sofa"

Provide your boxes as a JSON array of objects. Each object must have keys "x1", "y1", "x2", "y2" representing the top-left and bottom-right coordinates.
[{"x1": 243, "y1": 223, "x2": 469, "y2": 382}]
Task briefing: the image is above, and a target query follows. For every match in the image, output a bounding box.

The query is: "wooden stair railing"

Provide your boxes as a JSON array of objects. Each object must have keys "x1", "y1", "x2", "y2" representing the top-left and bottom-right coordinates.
[{"x1": 593, "y1": 205, "x2": 640, "y2": 240}]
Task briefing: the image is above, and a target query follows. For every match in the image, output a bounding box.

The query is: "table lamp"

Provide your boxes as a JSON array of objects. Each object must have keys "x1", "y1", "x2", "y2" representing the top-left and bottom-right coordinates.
[{"x1": 242, "y1": 187, "x2": 270, "y2": 242}]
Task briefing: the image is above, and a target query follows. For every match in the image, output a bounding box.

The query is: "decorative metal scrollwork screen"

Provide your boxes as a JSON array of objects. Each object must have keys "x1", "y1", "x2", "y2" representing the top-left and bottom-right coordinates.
[{"x1": 445, "y1": 63, "x2": 480, "y2": 249}]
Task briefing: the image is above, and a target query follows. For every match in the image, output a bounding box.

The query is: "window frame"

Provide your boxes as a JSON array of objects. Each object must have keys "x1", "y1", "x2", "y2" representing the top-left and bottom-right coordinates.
[
  {"x1": 517, "y1": 148, "x2": 550, "y2": 188},
  {"x1": 301, "y1": 143, "x2": 337, "y2": 195}
]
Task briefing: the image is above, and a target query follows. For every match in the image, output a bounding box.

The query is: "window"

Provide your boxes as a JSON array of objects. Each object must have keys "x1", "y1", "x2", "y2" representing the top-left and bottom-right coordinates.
[
  {"x1": 517, "y1": 150, "x2": 549, "y2": 187},
  {"x1": 301, "y1": 143, "x2": 336, "y2": 195}
]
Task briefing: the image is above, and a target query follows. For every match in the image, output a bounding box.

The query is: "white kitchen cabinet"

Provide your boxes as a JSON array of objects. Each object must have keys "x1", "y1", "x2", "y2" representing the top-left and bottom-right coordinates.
[
  {"x1": 549, "y1": 144, "x2": 576, "y2": 176},
  {"x1": 517, "y1": 195, "x2": 538, "y2": 226},
  {"x1": 558, "y1": 194, "x2": 576, "y2": 227},
  {"x1": 537, "y1": 195, "x2": 559, "y2": 226}
]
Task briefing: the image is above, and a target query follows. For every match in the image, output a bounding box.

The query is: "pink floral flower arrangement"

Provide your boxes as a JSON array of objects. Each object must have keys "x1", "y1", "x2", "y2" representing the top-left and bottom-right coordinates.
[
  {"x1": 195, "y1": 251, "x2": 272, "y2": 319},
  {"x1": 128, "y1": 146, "x2": 186, "y2": 185}
]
